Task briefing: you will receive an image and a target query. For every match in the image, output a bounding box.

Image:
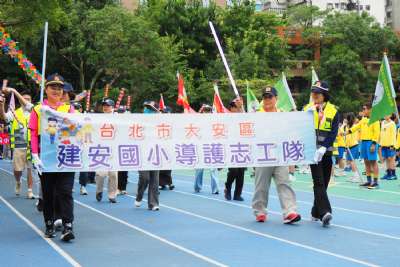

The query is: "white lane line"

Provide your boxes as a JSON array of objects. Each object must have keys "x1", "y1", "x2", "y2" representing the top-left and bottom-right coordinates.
[
  {"x1": 0, "y1": 167, "x2": 227, "y2": 267},
  {"x1": 119, "y1": 191, "x2": 379, "y2": 267},
  {"x1": 166, "y1": 188, "x2": 400, "y2": 242},
  {"x1": 170, "y1": 176, "x2": 400, "y2": 220},
  {"x1": 74, "y1": 200, "x2": 228, "y2": 267},
  {"x1": 0, "y1": 195, "x2": 81, "y2": 267},
  {"x1": 172, "y1": 172, "x2": 400, "y2": 207}
]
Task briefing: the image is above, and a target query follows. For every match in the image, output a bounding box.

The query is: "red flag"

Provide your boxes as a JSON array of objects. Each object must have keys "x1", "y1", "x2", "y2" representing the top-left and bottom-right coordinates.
[
  {"x1": 159, "y1": 94, "x2": 165, "y2": 110},
  {"x1": 212, "y1": 83, "x2": 230, "y2": 113},
  {"x1": 176, "y1": 72, "x2": 196, "y2": 113}
]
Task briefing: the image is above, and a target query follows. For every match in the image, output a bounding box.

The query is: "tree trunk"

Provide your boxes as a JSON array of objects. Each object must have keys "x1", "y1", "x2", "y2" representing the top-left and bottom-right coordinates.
[{"x1": 89, "y1": 68, "x2": 104, "y2": 90}]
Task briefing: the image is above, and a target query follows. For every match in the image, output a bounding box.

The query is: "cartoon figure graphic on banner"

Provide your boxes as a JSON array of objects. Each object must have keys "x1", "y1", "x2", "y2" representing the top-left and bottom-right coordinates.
[{"x1": 46, "y1": 117, "x2": 58, "y2": 144}]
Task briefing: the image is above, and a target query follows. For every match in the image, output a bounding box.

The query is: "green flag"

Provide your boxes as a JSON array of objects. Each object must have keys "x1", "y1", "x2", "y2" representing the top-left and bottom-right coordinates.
[
  {"x1": 369, "y1": 54, "x2": 398, "y2": 125},
  {"x1": 274, "y1": 72, "x2": 296, "y2": 111},
  {"x1": 246, "y1": 81, "x2": 260, "y2": 113}
]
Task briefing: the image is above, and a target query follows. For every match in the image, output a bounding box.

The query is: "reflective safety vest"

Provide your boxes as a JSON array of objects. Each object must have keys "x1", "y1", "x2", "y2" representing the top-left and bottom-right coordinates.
[
  {"x1": 303, "y1": 101, "x2": 338, "y2": 151},
  {"x1": 33, "y1": 103, "x2": 72, "y2": 135},
  {"x1": 10, "y1": 107, "x2": 31, "y2": 149}
]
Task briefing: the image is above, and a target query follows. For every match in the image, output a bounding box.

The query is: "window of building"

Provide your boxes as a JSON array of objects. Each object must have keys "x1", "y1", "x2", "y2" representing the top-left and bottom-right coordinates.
[
  {"x1": 366, "y1": 5, "x2": 370, "y2": 11},
  {"x1": 327, "y1": 3, "x2": 333, "y2": 9},
  {"x1": 359, "y1": 5, "x2": 363, "y2": 10},
  {"x1": 335, "y1": 3, "x2": 339, "y2": 9},
  {"x1": 387, "y1": 11, "x2": 392, "y2": 18},
  {"x1": 341, "y1": 2, "x2": 347, "y2": 10}
]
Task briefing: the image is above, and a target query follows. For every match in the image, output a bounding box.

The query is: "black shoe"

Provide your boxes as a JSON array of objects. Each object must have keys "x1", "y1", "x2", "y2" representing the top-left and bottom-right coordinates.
[
  {"x1": 61, "y1": 223, "x2": 75, "y2": 242},
  {"x1": 45, "y1": 221, "x2": 55, "y2": 238},
  {"x1": 168, "y1": 184, "x2": 175, "y2": 190},
  {"x1": 96, "y1": 192, "x2": 102, "y2": 202},
  {"x1": 233, "y1": 196, "x2": 244, "y2": 201},
  {"x1": 224, "y1": 188, "x2": 231, "y2": 200},
  {"x1": 36, "y1": 199, "x2": 43, "y2": 212},
  {"x1": 360, "y1": 182, "x2": 371, "y2": 187},
  {"x1": 159, "y1": 185, "x2": 167, "y2": 190},
  {"x1": 213, "y1": 191, "x2": 219, "y2": 195},
  {"x1": 322, "y1": 212, "x2": 332, "y2": 227},
  {"x1": 109, "y1": 198, "x2": 117, "y2": 203}
]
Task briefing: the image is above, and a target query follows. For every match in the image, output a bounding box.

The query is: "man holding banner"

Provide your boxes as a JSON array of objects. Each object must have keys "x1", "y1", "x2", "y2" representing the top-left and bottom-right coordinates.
[{"x1": 304, "y1": 81, "x2": 339, "y2": 227}]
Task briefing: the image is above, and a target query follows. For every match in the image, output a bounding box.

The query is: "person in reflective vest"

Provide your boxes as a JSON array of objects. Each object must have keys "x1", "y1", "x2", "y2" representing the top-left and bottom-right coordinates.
[
  {"x1": 29, "y1": 73, "x2": 76, "y2": 241},
  {"x1": 0, "y1": 87, "x2": 35, "y2": 199},
  {"x1": 303, "y1": 81, "x2": 339, "y2": 227}
]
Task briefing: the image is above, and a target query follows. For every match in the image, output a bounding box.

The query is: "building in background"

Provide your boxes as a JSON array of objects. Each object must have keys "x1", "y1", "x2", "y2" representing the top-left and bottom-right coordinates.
[
  {"x1": 262, "y1": 0, "x2": 385, "y2": 25},
  {"x1": 386, "y1": 0, "x2": 400, "y2": 30}
]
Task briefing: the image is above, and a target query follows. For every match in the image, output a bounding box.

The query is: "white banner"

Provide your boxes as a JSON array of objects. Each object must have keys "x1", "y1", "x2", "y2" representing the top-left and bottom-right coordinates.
[{"x1": 40, "y1": 108, "x2": 316, "y2": 172}]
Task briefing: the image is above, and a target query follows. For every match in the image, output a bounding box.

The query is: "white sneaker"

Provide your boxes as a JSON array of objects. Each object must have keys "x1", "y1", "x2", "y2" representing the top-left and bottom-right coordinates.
[
  {"x1": 135, "y1": 200, "x2": 142, "y2": 207},
  {"x1": 54, "y1": 219, "x2": 63, "y2": 231},
  {"x1": 27, "y1": 189, "x2": 34, "y2": 199},
  {"x1": 116, "y1": 190, "x2": 121, "y2": 195},
  {"x1": 334, "y1": 170, "x2": 346, "y2": 177},
  {"x1": 152, "y1": 206, "x2": 160, "y2": 211},
  {"x1": 15, "y1": 182, "x2": 21, "y2": 196},
  {"x1": 80, "y1": 186, "x2": 88, "y2": 195},
  {"x1": 289, "y1": 174, "x2": 296, "y2": 182},
  {"x1": 348, "y1": 174, "x2": 360, "y2": 183}
]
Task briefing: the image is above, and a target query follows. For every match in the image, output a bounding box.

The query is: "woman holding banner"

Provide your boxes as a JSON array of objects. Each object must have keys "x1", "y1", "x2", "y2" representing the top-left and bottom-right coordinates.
[
  {"x1": 29, "y1": 74, "x2": 76, "y2": 241},
  {"x1": 303, "y1": 81, "x2": 339, "y2": 227}
]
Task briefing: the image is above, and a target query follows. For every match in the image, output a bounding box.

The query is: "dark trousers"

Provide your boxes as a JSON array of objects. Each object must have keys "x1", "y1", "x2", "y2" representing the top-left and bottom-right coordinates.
[
  {"x1": 88, "y1": 171, "x2": 96, "y2": 183},
  {"x1": 40, "y1": 172, "x2": 74, "y2": 224},
  {"x1": 159, "y1": 170, "x2": 173, "y2": 186},
  {"x1": 225, "y1": 168, "x2": 245, "y2": 198},
  {"x1": 136, "y1": 171, "x2": 159, "y2": 209},
  {"x1": 310, "y1": 154, "x2": 332, "y2": 219},
  {"x1": 118, "y1": 171, "x2": 128, "y2": 191},
  {"x1": 79, "y1": 172, "x2": 89, "y2": 186}
]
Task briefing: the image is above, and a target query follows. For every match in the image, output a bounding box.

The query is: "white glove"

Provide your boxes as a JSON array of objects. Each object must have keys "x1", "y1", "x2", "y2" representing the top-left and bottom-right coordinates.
[
  {"x1": 313, "y1": 147, "x2": 327, "y2": 163},
  {"x1": 32, "y1": 153, "x2": 44, "y2": 175}
]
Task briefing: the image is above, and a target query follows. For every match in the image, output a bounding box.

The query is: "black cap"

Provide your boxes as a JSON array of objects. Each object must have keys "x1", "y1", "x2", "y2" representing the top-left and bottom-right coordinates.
[
  {"x1": 199, "y1": 104, "x2": 213, "y2": 113},
  {"x1": 71, "y1": 101, "x2": 82, "y2": 110},
  {"x1": 311, "y1": 81, "x2": 329, "y2": 94},
  {"x1": 63, "y1": 82, "x2": 74, "y2": 92},
  {"x1": 262, "y1": 87, "x2": 278, "y2": 98},
  {"x1": 101, "y1": 98, "x2": 115, "y2": 107},
  {"x1": 117, "y1": 106, "x2": 126, "y2": 113},
  {"x1": 46, "y1": 73, "x2": 65, "y2": 87}
]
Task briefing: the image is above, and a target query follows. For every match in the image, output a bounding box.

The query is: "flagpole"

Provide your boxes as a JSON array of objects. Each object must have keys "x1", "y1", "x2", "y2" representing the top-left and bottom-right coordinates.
[
  {"x1": 39, "y1": 22, "x2": 48, "y2": 103},
  {"x1": 209, "y1": 21, "x2": 239, "y2": 98}
]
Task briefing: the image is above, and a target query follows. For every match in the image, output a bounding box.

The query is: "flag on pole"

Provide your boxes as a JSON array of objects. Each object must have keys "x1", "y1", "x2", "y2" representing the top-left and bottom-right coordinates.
[
  {"x1": 246, "y1": 81, "x2": 260, "y2": 113},
  {"x1": 369, "y1": 54, "x2": 398, "y2": 125},
  {"x1": 176, "y1": 72, "x2": 196, "y2": 113},
  {"x1": 309, "y1": 66, "x2": 319, "y2": 103},
  {"x1": 212, "y1": 83, "x2": 229, "y2": 113},
  {"x1": 159, "y1": 94, "x2": 165, "y2": 111},
  {"x1": 274, "y1": 72, "x2": 296, "y2": 111},
  {"x1": 8, "y1": 91, "x2": 15, "y2": 113}
]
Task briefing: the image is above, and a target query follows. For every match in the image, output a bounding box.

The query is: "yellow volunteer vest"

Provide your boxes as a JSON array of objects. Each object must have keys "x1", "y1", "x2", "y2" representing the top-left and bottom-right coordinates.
[
  {"x1": 10, "y1": 107, "x2": 31, "y2": 148},
  {"x1": 303, "y1": 102, "x2": 338, "y2": 151},
  {"x1": 33, "y1": 103, "x2": 72, "y2": 134}
]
